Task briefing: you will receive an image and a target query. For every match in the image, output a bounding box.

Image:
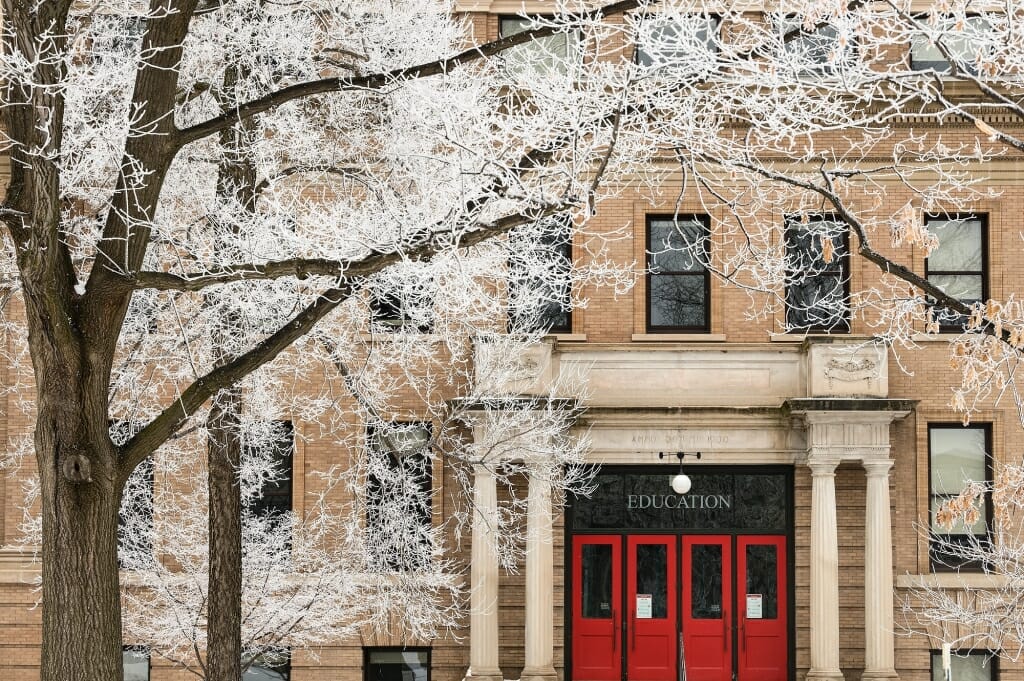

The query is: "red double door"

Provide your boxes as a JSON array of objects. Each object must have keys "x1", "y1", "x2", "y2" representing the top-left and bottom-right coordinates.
[{"x1": 571, "y1": 535, "x2": 787, "y2": 681}]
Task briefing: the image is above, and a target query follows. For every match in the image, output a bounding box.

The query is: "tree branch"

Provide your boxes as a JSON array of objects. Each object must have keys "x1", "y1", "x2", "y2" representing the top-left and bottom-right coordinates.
[{"x1": 173, "y1": 0, "x2": 653, "y2": 147}]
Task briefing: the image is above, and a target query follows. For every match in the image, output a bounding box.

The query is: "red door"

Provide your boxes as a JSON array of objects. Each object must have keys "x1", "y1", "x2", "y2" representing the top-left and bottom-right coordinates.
[
  {"x1": 626, "y1": 536, "x2": 677, "y2": 681},
  {"x1": 737, "y1": 536, "x2": 788, "y2": 681},
  {"x1": 681, "y1": 536, "x2": 732, "y2": 681},
  {"x1": 572, "y1": 536, "x2": 622, "y2": 681}
]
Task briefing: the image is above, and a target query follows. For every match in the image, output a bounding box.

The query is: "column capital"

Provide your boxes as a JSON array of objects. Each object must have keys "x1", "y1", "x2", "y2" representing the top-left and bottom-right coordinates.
[
  {"x1": 807, "y1": 458, "x2": 840, "y2": 476},
  {"x1": 862, "y1": 459, "x2": 894, "y2": 477}
]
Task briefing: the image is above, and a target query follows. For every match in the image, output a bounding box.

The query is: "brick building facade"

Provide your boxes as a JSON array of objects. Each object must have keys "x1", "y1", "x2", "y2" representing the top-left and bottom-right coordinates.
[{"x1": 0, "y1": 3, "x2": 1022, "y2": 681}]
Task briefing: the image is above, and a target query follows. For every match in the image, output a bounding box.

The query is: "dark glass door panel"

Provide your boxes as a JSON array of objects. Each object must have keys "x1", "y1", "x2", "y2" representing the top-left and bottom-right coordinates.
[
  {"x1": 572, "y1": 536, "x2": 622, "y2": 681},
  {"x1": 627, "y1": 536, "x2": 676, "y2": 681},
  {"x1": 737, "y1": 536, "x2": 787, "y2": 681},
  {"x1": 682, "y1": 536, "x2": 731, "y2": 681}
]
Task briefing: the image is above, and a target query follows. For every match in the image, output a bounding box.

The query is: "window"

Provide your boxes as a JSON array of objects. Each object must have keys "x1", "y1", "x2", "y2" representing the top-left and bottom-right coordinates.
[
  {"x1": 508, "y1": 218, "x2": 572, "y2": 334},
  {"x1": 248, "y1": 421, "x2": 294, "y2": 519},
  {"x1": 775, "y1": 15, "x2": 854, "y2": 76},
  {"x1": 784, "y1": 215, "x2": 849, "y2": 332},
  {"x1": 911, "y1": 15, "x2": 990, "y2": 73},
  {"x1": 646, "y1": 215, "x2": 711, "y2": 332},
  {"x1": 499, "y1": 16, "x2": 579, "y2": 78},
  {"x1": 123, "y1": 646, "x2": 149, "y2": 681},
  {"x1": 635, "y1": 14, "x2": 719, "y2": 75},
  {"x1": 929, "y1": 424, "x2": 991, "y2": 570},
  {"x1": 925, "y1": 215, "x2": 987, "y2": 330},
  {"x1": 114, "y1": 421, "x2": 154, "y2": 566},
  {"x1": 365, "y1": 648, "x2": 430, "y2": 681},
  {"x1": 930, "y1": 650, "x2": 997, "y2": 681},
  {"x1": 365, "y1": 423, "x2": 433, "y2": 571},
  {"x1": 370, "y1": 283, "x2": 434, "y2": 334},
  {"x1": 245, "y1": 649, "x2": 291, "y2": 680}
]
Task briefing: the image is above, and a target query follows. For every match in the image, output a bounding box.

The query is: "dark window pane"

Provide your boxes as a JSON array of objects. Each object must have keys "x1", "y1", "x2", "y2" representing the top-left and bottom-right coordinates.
[
  {"x1": 249, "y1": 421, "x2": 294, "y2": 518},
  {"x1": 745, "y1": 544, "x2": 778, "y2": 619},
  {"x1": 650, "y1": 275, "x2": 707, "y2": 328},
  {"x1": 367, "y1": 650, "x2": 430, "y2": 681},
  {"x1": 930, "y1": 652, "x2": 993, "y2": 681},
  {"x1": 649, "y1": 219, "x2": 706, "y2": 273},
  {"x1": 509, "y1": 219, "x2": 572, "y2": 333},
  {"x1": 785, "y1": 275, "x2": 848, "y2": 330},
  {"x1": 690, "y1": 544, "x2": 723, "y2": 619},
  {"x1": 581, "y1": 544, "x2": 614, "y2": 619},
  {"x1": 636, "y1": 543, "x2": 668, "y2": 619},
  {"x1": 785, "y1": 217, "x2": 849, "y2": 331},
  {"x1": 245, "y1": 651, "x2": 291, "y2": 681}
]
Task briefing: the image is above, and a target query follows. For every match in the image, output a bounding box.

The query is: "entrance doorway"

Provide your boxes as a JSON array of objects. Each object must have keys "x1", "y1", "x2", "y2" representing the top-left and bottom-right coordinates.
[
  {"x1": 571, "y1": 534, "x2": 787, "y2": 681},
  {"x1": 567, "y1": 468, "x2": 792, "y2": 681}
]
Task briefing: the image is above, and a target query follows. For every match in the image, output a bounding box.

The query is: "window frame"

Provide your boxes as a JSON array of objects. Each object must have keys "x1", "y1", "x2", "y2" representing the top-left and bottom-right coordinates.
[
  {"x1": 497, "y1": 15, "x2": 581, "y2": 78},
  {"x1": 248, "y1": 420, "x2": 295, "y2": 519},
  {"x1": 910, "y1": 14, "x2": 991, "y2": 74},
  {"x1": 633, "y1": 13, "x2": 721, "y2": 69},
  {"x1": 244, "y1": 648, "x2": 291, "y2": 680},
  {"x1": 122, "y1": 645, "x2": 151, "y2": 681},
  {"x1": 774, "y1": 13, "x2": 857, "y2": 77},
  {"x1": 929, "y1": 649, "x2": 998, "y2": 681},
  {"x1": 507, "y1": 218, "x2": 573, "y2": 335},
  {"x1": 783, "y1": 213, "x2": 851, "y2": 333},
  {"x1": 927, "y1": 423, "x2": 993, "y2": 572},
  {"x1": 369, "y1": 285, "x2": 434, "y2": 334},
  {"x1": 645, "y1": 213, "x2": 712, "y2": 334},
  {"x1": 365, "y1": 422, "x2": 434, "y2": 572},
  {"x1": 364, "y1": 647, "x2": 431, "y2": 681},
  {"x1": 924, "y1": 213, "x2": 989, "y2": 332}
]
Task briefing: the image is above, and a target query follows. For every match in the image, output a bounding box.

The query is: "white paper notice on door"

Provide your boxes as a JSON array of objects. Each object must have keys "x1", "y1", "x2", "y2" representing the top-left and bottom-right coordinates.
[
  {"x1": 746, "y1": 594, "x2": 763, "y2": 619},
  {"x1": 636, "y1": 594, "x2": 653, "y2": 619}
]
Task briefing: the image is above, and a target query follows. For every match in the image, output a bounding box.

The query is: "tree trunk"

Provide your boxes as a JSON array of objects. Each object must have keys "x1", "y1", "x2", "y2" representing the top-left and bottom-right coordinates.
[{"x1": 206, "y1": 391, "x2": 244, "y2": 681}]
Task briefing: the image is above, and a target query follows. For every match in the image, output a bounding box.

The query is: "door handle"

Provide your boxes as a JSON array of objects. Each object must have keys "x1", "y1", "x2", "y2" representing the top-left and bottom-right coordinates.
[
  {"x1": 722, "y1": 609, "x2": 728, "y2": 651},
  {"x1": 631, "y1": 606, "x2": 636, "y2": 651},
  {"x1": 612, "y1": 608, "x2": 617, "y2": 653}
]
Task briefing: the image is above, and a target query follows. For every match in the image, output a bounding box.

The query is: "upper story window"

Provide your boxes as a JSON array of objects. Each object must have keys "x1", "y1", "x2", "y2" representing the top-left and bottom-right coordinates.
[
  {"x1": 635, "y1": 14, "x2": 719, "y2": 75},
  {"x1": 911, "y1": 15, "x2": 991, "y2": 73},
  {"x1": 775, "y1": 15, "x2": 854, "y2": 76},
  {"x1": 508, "y1": 218, "x2": 572, "y2": 334},
  {"x1": 123, "y1": 646, "x2": 149, "y2": 681},
  {"x1": 365, "y1": 422, "x2": 433, "y2": 571},
  {"x1": 245, "y1": 650, "x2": 291, "y2": 680},
  {"x1": 247, "y1": 421, "x2": 294, "y2": 519},
  {"x1": 646, "y1": 215, "x2": 711, "y2": 333},
  {"x1": 499, "y1": 16, "x2": 580, "y2": 79},
  {"x1": 365, "y1": 648, "x2": 430, "y2": 681},
  {"x1": 925, "y1": 215, "x2": 987, "y2": 330},
  {"x1": 929, "y1": 424, "x2": 991, "y2": 571},
  {"x1": 784, "y1": 215, "x2": 849, "y2": 332},
  {"x1": 930, "y1": 650, "x2": 996, "y2": 681},
  {"x1": 370, "y1": 280, "x2": 434, "y2": 334}
]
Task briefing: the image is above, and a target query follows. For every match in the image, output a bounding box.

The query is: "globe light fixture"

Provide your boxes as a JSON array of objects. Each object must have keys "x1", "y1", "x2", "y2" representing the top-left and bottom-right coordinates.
[
  {"x1": 658, "y1": 450, "x2": 702, "y2": 494},
  {"x1": 671, "y1": 473, "x2": 692, "y2": 495}
]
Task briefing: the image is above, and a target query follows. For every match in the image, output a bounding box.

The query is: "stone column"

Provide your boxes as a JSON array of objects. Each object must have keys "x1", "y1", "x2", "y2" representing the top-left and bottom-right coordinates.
[
  {"x1": 466, "y1": 465, "x2": 503, "y2": 681},
  {"x1": 862, "y1": 461, "x2": 899, "y2": 680},
  {"x1": 807, "y1": 459, "x2": 844, "y2": 681},
  {"x1": 522, "y1": 472, "x2": 557, "y2": 681}
]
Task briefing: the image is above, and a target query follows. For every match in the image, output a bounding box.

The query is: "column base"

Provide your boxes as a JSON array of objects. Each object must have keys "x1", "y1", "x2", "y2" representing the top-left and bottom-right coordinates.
[
  {"x1": 806, "y1": 670, "x2": 845, "y2": 681},
  {"x1": 464, "y1": 669, "x2": 503, "y2": 681},
  {"x1": 521, "y1": 666, "x2": 557, "y2": 681},
  {"x1": 861, "y1": 671, "x2": 899, "y2": 681}
]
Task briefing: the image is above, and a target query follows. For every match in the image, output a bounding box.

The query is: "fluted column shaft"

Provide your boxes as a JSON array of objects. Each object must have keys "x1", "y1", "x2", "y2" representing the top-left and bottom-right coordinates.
[
  {"x1": 807, "y1": 459, "x2": 844, "y2": 681},
  {"x1": 467, "y1": 465, "x2": 502, "y2": 681},
  {"x1": 863, "y1": 461, "x2": 899, "y2": 680},
  {"x1": 522, "y1": 472, "x2": 557, "y2": 681}
]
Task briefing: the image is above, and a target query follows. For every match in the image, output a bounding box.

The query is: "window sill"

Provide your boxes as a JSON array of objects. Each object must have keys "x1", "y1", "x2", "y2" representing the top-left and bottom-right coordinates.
[
  {"x1": 547, "y1": 333, "x2": 587, "y2": 342},
  {"x1": 896, "y1": 573, "x2": 1006, "y2": 589},
  {"x1": 632, "y1": 333, "x2": 726, "y2": 342},
  {"x1": 769, "y1": 332, "x2": 852, "y2": 342},
  {"x1": 911, "y1": 332, "x2": 964, "y2": 342}
]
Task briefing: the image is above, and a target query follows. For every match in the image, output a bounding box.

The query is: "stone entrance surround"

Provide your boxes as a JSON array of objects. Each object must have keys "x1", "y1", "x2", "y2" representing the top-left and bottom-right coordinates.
[{"x1": 466, "y1": 338, "x2": 913, "y2": 681}]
